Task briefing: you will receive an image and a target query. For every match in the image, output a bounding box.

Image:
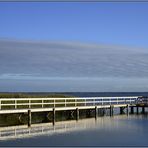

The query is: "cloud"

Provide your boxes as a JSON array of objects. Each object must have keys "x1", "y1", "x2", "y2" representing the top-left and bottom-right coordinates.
[
  {"x1": 0, "y1": 73, "x2": 36, "y2": 79},
  {"x1": 0, "y1": 38, "x2": 148, "y2": 80},
  {"x1": 1, "y1": 38, "x2": 148, "y2": 91},
  {"x1": 0, "y1": 73, "x2": 103, "y2": 80}
]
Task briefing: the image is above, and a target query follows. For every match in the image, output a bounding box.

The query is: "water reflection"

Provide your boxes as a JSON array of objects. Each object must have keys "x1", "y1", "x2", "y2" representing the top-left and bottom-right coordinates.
[{"x1": 0, "y1": 114, "x2": 147, "y2": 142}]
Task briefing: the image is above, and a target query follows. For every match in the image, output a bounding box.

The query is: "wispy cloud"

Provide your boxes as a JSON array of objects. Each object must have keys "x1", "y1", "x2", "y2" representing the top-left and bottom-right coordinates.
[
  {"x1": 1, "y1": 39, "x2": 148, "y2": 91},
  {"x1": 0, "y1": 73, "x2": 106, "y2": 80},
  {"x1": 0, "y1": 38, "x2": 148, "y2": 79},
  {"x1": 0, "y1": 73, "x2": 36, "y2": 80}
]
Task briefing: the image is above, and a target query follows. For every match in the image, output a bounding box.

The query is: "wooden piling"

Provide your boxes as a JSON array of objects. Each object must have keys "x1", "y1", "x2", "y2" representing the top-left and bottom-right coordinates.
[
  {"x1": 142, "y1": 106, "x2": 145, "y2": 114},
  {"x1": 110, "y1": 105, "x2": 113, "y2": 116},
  {"x1": 126, "y1": 104, "x2": 129, "y2": 115},
  {"x1": 112, "y1": 106, "x2": 114, "y2": 116},
  {"x1": 76, "y1": 108, "x2": 79, "y2": 120},
  {"x1": 28, "y1": 110, "x2": 31, "y2": 127},
  {"x1": 136, "y1": 106, "x2": 139, "y2": 114},
  {"x1": 110, "y1": 106, "x2": 112, "y2": 116},
  {"x1": 131, "y1": 106, "x2": 134, "y2": 114},
  {"x1": 120, "y1": 107, "x2": 124, "y2": 114},
  {"x1": 95, "y1": 106, "x2": 98, "y2": 119}
]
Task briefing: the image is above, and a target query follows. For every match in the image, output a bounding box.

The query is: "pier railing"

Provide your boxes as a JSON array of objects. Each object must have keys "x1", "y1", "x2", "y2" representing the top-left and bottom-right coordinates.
[
  {"x1": 0, "y1": 96, "x2": 140, "y2": 110},
  {"x1": 136, "y1": 96, "x2": 148, "y2": 106}
]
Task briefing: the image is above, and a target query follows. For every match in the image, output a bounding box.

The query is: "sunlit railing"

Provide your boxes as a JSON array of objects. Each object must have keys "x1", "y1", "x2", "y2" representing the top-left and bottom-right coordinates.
[{"x1": 0, "y1": 96, "x2": 140, "y2": 110}]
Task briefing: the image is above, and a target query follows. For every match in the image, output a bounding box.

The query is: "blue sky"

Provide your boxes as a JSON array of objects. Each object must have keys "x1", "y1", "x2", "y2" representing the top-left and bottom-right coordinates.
[
  {"x1": 0, "y1": 2, "x2": 148, "y2": 92},
  {"x1": 0, "y1": 2, "x2": 148, "y2": 47}
]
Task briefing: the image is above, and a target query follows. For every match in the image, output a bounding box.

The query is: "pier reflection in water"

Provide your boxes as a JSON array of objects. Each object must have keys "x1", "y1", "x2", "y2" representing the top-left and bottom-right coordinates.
[{"x1": 0, "y1": 114, "x2": 148, "y2": 146}]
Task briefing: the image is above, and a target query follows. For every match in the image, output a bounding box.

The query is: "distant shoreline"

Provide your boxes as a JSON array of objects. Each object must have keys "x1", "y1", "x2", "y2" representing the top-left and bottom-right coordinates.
[{"x1": 0, "y1": 92, "x2": 148, "y2": 98}]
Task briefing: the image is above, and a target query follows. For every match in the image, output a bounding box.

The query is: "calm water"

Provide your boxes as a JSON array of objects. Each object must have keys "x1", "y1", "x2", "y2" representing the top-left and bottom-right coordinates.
[
  {"x1": 0, "y1": 114, "x2": 148, "y2": 146},
  {"x1": 0, "y1": 92, "x2": 148, "y2": 146}
]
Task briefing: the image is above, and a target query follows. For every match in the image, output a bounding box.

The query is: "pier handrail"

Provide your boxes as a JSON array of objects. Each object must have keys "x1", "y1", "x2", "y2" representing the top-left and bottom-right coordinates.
[{"x1": 0, "y1": 96, "x2": 141, "y2": 110}]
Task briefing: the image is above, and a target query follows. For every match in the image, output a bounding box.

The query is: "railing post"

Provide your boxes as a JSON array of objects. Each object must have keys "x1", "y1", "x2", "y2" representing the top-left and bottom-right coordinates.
[
  {"x1": 29, "y1": 100, "x2": 31, "y2": 109},
  {"x1": 54, "y1": 99, "x2": 55, "y2": 108},
  {"x1": 85, "y1": 99, "x2": 86, "y2": 106},
  {"x1": 42, "y1": 99, "x2": 43, "y2": 108},
  {"x1": 130, "y1": 98, "x2": 132, "y2": 104},
  {"x1": 0, "y1": 100, "x2": 1, "y2": 110},
  {"x1": 75, "y1": 99, "x2": 76, "y2": 107},
  {"x1": 15, "y1": 100, "x2": 17, "y2": 109},
  {"x1": 102, "y1": 99, "x2": 103, "y2": 106},
  {"x1": 117, "y1": 98, "x2": 118, "y2": 105},
  {"x1": 65, "y1": 99, "x2": 66, "y2": 107}
]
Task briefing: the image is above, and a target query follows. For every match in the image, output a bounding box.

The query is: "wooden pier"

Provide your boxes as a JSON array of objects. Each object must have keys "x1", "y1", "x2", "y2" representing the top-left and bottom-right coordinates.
[{"x1": 0, "y1": 96, "x2": 147, "y2": 126}]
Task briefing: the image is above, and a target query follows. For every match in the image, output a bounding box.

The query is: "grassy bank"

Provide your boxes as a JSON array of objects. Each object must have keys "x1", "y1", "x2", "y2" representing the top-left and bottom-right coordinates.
[{"x1": 0, "y1": 93, "x2": 73, "y2": 98}]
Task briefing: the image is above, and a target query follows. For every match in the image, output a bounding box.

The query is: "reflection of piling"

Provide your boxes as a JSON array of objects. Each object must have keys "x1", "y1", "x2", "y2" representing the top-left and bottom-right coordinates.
[
  {"x1": 131, "y1": 106, "x2": 134, "y2": 114},
  {"x1": 86, "y1": 109, "x2": 91, "y2": 117},
  {"x1": 142, "y1": 107, "x2": 145, "y2": 114},
  {"x1": 69, "y1": 110, "x2": 74, "y2": 119},
  {"x1": 126, "y1": 105, "x2": 129, "y2": 115},
  {"x1": 76, "y1": 108, "x2": 79, "y2": 120},
  {"x1": 102, "y1": 108, "x2": 105, "y2": 116},
  {"x1": 136, "y1": 106, "x2": 139, "y2": 114},
  {"x1": 95, "y1": 106, "x2": 98, "y2": 119},
  {"x1": 28, "y1": 110, "x2": 31, "y2": 127},
  {"x1": 53, "y1": 108, "x2": 55, "y2": 125},
  {"x1": 98, "y1": 108, "x2": 103, "y2": 116}
]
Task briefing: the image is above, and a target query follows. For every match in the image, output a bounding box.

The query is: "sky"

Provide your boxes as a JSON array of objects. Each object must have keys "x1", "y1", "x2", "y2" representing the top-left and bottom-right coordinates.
[{"x1": 0, "y1": 2, "x2": 148, "y2": 92}]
